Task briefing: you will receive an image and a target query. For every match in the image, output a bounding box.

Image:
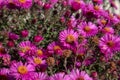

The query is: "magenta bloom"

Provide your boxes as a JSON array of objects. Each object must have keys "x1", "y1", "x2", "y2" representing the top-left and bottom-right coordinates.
[
  {"x1": 102, "y1": 27, "x2": 114, "y2": 34},
  {"x1": 47, "y1": 41, "x2": 62, "y2": 55},
  {"x1": 49, "y1": 73, "x2": 70, "y2": 80},
  {"x1": 68, "y1": 0, "x2": 85, "y2": 11},
  {"x1": 34, "y1": 35, "x2": 43, "y2": 43},
  {"x1": 14, "y1": 0, "x2": 33, "y2": 9},
  {"x1": 10, "y1": 61, "x2": 35, "y2": 80},
  {"x1": 59, "y1": 29, "x2": 78, "y2": 48},
  {"x1": 99, "y1": 34, "x2": 120, "y2": 57},
  {"x1": 18, "y1": 41, "x2": 36, "y2": 56},
  {"x1": 21, "y1": 30, "x2": 29, "y2": 37},
  {"x1": 77, "y1": 22, "x2": 98, "y2": 37},
  {"x1": 69, "y1": 69, "x2": 93, "y2": 80},
  {"x1": 27, "y1": 56, "x2": 46, "y2": 66},
  {"x1": 32, "y1": 72, "x2": 48, "y2": 80},
  {"x1": 9, "y1": 32, "x2": 19, "y2": 40}
]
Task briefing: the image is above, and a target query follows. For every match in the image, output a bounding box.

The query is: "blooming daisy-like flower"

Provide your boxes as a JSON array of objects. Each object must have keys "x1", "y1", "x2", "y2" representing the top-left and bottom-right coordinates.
[
  {"x1": 59, "y1": 29, "x2": 78, "y2": 48},
  {"x1": 102, "y1": 27, "x2": 114, "y2": 34},
  {"x1": 77, "y1": 22, "x2": 98, "y2": 37},
  {"x1": 99, "y1": 34, "x2": 120, "y2": 57},
  {"x1": 14, "y1": 0, "x2": 33, "y2": 9},
  {"x1": 10, "y1": 61, "x2": 35, "y2": 80},
  {"x1": 27, "y1": 56, "x2": 46, "y2": 66},
  {"x1": 69, "y1": 69, "x2": 93, "y2": 80},
  {"x1": 97, "y1": 19, "x2": 108, "y2": 26},
  {"x1": 18, "y1": 41, "x2": 36, "y2": 57},
  {"x1": 32, "y1": 72, "x2": 48, "y2": 80},
  {"x1": 47, "y1": 41, "x2": 62, "y2": 55},
  {"x1": 106, "y1": 13, "x2": 120, "y2": 25},
  {"x1": 49, "y1": 72, "x2": 70, "y2": 80}
]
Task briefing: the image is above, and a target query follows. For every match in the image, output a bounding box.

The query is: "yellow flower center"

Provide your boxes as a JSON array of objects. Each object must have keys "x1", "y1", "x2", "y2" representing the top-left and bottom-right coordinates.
[
  {"x1": 107, "y1": 41, "x2": 114, "y2": 47},
  {"x1": 18, "y1": 66, "x2": 28, "y2": 74},
  {"x1": 94, "y1": 5, "x2": 100, "y2": 11},
  {"x1": 54, "y1": 46, "x2": 61, "y2": 51},
  {"x1": 34, "y1": 58, "x2": 42, "y2": 65},
  {"x1": 36, "y1": 50, "x2": 43, "y2": 56},
  {"x1": 21, "y1": 46, "x2": 30, "y2": 53},
  {"x1": 101, "y1": 19, "x2": 107, "y2": 25},
  {"x1": 76, "y1": 76, "x2": 84, "y2": 80},
  {"x1": 84, "y1": 26, "x2": 91, "y2": 32},
  {"x1": 19, "y1": 0, "x2": 26, "y2": 3},
  {"x1": 66, "y1": 35, "x2": 75, "y2": 43},
  {"x1": 104, "y1": 27, "x2": 111, "y2": 32}
]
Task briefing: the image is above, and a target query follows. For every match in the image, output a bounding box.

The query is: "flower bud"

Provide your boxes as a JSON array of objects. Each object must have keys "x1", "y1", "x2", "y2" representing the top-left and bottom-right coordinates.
[{"x1": 46, "y1": 57, "x2": 55, "y2": 66}]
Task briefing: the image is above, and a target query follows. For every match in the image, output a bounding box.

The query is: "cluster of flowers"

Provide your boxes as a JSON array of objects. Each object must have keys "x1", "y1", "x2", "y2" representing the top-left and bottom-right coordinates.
[{"x1": 1, "y1": 0, "x2": 120, "y2": 80}]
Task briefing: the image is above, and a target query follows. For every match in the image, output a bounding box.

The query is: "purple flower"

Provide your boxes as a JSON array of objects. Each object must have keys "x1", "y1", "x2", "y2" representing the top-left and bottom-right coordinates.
[
  {"x1": 69, "y1": 69, "x2": 93, "y2": 80},
  {"x1": 99, "y1": 34, "x2": 120, "y2": 57},
  {"x1": 59, "y1": 29, "x2": 78, "y2": 48},
  {"x1": 77, "y1": 22, "x2": 98, "y2": 37},
  {"x1": 9, "y1": 32, "x2": 19, "y2": 40},
  {"x1": 10, "y1": 61, "x2": 35, "y2": 80},
  {"x1": 21, "y1": 30, "x2": 29, "y2": 37},
  {"x1": 18, "y1": 41, "x2": 37, "y2": 57},
  {"x1": 47, "y1": 41, "x2": 62, "y2": 55},
  {"x1": 49, "y1": 72, "x2": 70, "y2": 80},
  {"x1": 34, "y1": 35, "x2": 43, "y2": 43},
  {"x1": 14, "y1": 0, "x2": 33, "y2": 9}
]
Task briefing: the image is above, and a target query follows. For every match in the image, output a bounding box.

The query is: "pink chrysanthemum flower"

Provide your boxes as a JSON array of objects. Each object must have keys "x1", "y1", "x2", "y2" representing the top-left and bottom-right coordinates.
[
  {"x1": 68, "y1": 0, "x2": 85, "y2": 11},
  {"x1": 18, "y1": 41, "x2": 36, "y2": 57},
  {"x1": 32, "y1": 72, "x2": 48, "y2": 80},
  {"x1": 14, "y1": 0, "x2": 32, "y2": 9},
  {"x1": 47, "y1": 41, "x2": 62, "y2": 55},
  {"x1": 59, "y1": 29, "x2": 78, "y2": 48},
  {"x1": 99, "y1": 34, "x2": 120, "y2": 57},
  {"x1": 97, "y1": 19, "x2": 108, "y2": 26},
  {"x1": 10, "y1": 61, "x2": 35, "y2": 80},
  {"x1": 106, "y1": 13, "x2": 120, "y2": 25},
  {"x1": 102, "y1": 27, "x2": 114, "y2": 34},
  {"x1": 49, "y1": 73, "x2": 70, "y2": 80},
  {"x1": 77, "y1": 22, "x2": 98, "y2": 37},
  {"x1": 69, "y1": 69, "x2": 93, "y2": 80},
  {"x1": 27, "y1": 56, "x2": 46, "y2": 66}
]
